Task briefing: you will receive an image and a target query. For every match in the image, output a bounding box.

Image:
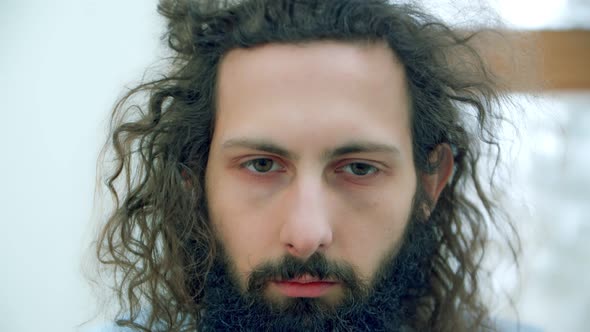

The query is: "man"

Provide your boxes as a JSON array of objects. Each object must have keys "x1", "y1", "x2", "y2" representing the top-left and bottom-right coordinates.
[{"x1": 96, "y1": 0, "x2": 520, "y2": 331}]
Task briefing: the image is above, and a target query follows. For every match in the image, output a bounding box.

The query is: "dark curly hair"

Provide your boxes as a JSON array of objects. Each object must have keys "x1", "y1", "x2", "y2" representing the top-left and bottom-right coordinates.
[{"x1": 95, "y1": 0, "x2": 519, "y2": 330}]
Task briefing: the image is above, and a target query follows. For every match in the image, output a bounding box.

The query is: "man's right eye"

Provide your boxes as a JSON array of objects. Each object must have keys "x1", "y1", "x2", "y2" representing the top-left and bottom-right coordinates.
[{"x1": 242, "y1": 158, "x2": 283, "y2": 173}]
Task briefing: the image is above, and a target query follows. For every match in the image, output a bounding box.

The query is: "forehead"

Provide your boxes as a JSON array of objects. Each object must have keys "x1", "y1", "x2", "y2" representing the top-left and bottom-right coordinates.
[
  {"x1": 214, "y1": 41, "x2": 411, "y2": 156},
  {"x1": 217, "y1": 40, "x2": 406, "y2": 101}
]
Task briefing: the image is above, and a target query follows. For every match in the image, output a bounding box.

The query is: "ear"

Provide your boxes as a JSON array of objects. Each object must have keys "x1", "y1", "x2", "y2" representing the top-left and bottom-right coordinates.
[
  {"x1": 181, "y1": 169, "x2": 193, "y2": 190},
  {"x1": 420, "y1": 144, "x2": 454, "y2": 207}
]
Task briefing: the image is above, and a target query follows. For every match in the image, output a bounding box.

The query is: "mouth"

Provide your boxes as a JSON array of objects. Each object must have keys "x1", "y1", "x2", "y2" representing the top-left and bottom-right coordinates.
[{"x1": 272, "y1": 275, "x2": 340, "y2": 298}]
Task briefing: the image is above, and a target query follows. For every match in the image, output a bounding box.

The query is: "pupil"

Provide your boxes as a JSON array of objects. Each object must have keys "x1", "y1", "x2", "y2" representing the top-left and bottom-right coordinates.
[
  {"x1": 254, "y1": 159, "x2": 273, "y2": 172},
  {"x1": 351, "y1": 163, "x2": 369, "y2": 175}
]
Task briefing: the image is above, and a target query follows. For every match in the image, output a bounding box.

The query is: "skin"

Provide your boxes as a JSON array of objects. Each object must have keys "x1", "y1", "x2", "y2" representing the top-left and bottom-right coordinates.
[{"x1": 205, "y1": 41, "x2": 452, "y2": 306}]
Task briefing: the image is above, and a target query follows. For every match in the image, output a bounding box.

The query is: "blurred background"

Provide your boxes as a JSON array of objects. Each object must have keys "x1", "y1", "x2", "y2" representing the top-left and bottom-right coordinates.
[{"x1": 0, "y1": 0, "x2": 588, "y2": 331}]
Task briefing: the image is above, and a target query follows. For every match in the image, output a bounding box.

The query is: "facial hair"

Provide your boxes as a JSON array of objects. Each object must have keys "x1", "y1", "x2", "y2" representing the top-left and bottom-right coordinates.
[{"x1": 199, "y1": 193, "x2": 437, "y2": 332}]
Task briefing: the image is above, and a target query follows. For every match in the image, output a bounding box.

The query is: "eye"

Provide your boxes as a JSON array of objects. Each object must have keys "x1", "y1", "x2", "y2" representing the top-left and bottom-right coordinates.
[
  {"x1": 341, "y1": 162, "x2": 378, "y2": 176},
  {"x1": 242, "y1": 158, "x2": 283, "y2": 173}
]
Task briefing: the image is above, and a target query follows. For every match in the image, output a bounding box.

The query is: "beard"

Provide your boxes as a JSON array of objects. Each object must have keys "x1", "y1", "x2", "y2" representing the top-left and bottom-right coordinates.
[{"x1": 199, "y1": 190, "x2": 437, "y2": 332}]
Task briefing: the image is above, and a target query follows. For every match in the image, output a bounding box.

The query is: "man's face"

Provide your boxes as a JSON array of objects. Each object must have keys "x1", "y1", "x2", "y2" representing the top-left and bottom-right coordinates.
[{"x1": 205, "y1": 41, "x2": 416, "y2": 308}]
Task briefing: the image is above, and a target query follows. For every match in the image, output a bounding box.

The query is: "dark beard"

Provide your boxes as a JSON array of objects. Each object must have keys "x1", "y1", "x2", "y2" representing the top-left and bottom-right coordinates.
[{"x1": 199, "y1": 198, "x2": 437, "y2": 331}]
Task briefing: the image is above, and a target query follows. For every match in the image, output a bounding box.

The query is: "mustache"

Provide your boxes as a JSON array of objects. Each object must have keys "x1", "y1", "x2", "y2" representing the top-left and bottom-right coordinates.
[{"x1": 246, "y1": 252, "x2": 362, "y2": 294}]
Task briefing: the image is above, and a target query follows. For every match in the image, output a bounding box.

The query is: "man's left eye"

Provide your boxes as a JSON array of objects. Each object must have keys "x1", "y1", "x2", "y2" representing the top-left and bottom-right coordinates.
[{"x1": 341, "y1": 163, "x2": 378, "y2": 176}]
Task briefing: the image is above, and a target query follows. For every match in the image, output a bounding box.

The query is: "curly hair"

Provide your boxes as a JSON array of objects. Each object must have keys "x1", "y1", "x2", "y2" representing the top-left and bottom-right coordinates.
[{"x1": 95, "y1": 0, "x2": 519, "y2": 330}]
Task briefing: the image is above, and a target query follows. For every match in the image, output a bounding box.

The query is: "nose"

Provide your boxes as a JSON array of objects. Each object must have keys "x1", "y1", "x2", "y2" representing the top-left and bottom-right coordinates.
[{"x1": 279, "y1": 177, "x2": 333, "y2": 260}]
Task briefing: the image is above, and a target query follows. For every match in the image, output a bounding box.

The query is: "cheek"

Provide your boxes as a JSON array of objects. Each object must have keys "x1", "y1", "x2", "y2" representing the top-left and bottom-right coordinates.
[
  {"x1": 334, "y1": 180, "x2": 416, "y2": 281},
  {"x1": 206, "y1": 172, "x2": 282, "y2": 286}
]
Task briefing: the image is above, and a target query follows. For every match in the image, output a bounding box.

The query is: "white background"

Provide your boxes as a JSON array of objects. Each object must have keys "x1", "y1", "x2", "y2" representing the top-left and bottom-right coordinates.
[
  {"x1": 0, "y1": 1, "x2": 162, "y2": 330},
  {"x1": 1, "y1": 1, "x2": 588, "y2": 331}
]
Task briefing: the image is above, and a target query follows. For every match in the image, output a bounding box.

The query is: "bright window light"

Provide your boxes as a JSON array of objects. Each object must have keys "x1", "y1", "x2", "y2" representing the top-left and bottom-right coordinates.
[{"x1": 495, "y1": 0, "x2": 567, "y2": 29}]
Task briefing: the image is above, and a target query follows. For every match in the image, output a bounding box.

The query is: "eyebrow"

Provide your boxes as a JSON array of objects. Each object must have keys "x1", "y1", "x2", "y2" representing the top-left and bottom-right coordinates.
[
  {"x1": 222, "y1": 138, "x2": 297, "y2": 160},
  {"x1": 221, "y1": 138, "x2": 401, "y2": 161}
]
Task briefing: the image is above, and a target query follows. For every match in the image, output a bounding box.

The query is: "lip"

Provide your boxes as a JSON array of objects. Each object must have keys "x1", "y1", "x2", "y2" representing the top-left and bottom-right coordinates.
[{"x1": 272, "y1": 277, "x2": 339, "y2": 298}]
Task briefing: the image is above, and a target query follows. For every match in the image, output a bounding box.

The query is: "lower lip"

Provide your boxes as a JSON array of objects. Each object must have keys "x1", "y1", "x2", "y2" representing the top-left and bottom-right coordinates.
[{"x1": 272, "y1": 281, "x2": 338, "y2": 298}]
